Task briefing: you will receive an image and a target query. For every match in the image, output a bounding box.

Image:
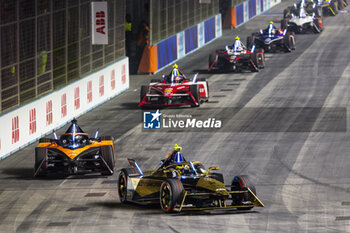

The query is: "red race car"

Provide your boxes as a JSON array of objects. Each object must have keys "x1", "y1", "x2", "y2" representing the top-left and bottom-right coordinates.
[
  {"x1": 139, "y1": 74, "x2": 209, "y2": 108},
  {"x1": 208, "y1": 37, "x2": 265, "y2": 73}
]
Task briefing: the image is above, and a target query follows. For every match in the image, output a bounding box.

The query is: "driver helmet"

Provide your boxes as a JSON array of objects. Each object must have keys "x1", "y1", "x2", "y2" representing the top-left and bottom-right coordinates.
[
  {"x1": 267, "y1": 21, "x2": 276, "y2": 35},
  {"x1": 170, "y1": 144, "x2": 185, "y2": 163},
  {"x1": 233, "y1": 36, "x2": 244, "y2": 53},
  {"x1": 61, "y1": 119, "x2": 88, "y2": 148},
  {"x1": 170, "y1": 63, "x2": 181, "y2": 81}
]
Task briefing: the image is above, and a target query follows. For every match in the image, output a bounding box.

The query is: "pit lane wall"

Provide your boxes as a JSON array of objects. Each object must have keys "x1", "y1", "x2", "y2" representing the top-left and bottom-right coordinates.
[
  {"x1": 0, "y1": 58, "x2": 129, "y2": 160},
  {"x1": 223, "y1": 0, "x2": 281, "y2": 28},
  {"x1": 138, "y1": 14, "x2": 222, "y2": 73}
]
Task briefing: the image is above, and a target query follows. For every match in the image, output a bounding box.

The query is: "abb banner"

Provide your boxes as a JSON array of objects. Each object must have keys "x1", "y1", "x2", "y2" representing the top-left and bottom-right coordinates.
[
  {"x1": 0, "y1": 57, "x2": 129, "y2": 160},
  {"x1": 91, "y1": 2, "x2": 108, "y2": 45}
]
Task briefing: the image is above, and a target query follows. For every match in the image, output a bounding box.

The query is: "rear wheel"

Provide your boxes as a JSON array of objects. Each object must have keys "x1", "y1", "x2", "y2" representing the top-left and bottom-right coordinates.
[
  {"x1": 189, "y1": 85, "x2": 200, "y2": 107},
  {"x1": 160, "y1": 179, "x2": 184, "y2": 213},
  {"x1": 208, "y1": 53, "x2": 216, "y2": 71},
  {"x1": 246, "y1": 36, "x2": 253, "y2": 50},
  {"x1": 118, "y1": 168, "x2": 137, "y2": 203},
  {"x1": 313, "y1": 18, "x2": 322, "y2": 33},
  {"x1": 101, "y1": 145, "x2": 115, "y2": 176},
  {"x1": 231, "y1": 175, "x2": 256, "y2": 210},
  {"x1": 284, "y1": 34, "x2": 295, "y2": 52},
  {"x1": 140, "y1": 85, "x2": 148, "y2": 102},
  {"x1": 34, "y1": 147, "x2": 47, "y2": 177},
  {"x1": 280, "y1": 19, "x2": 288, "y2": 30},
  {"x1": 250, "y1": 53, "x2": 259, "y2": 72},
  {"x1": 330, "y1": 2, "x2": 338, "y2": 15}
]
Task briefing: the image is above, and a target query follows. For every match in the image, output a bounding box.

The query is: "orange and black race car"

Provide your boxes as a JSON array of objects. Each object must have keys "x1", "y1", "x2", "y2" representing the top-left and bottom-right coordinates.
[{"x1": 34, "y1": 119, "x2": 115, "y2": 177}]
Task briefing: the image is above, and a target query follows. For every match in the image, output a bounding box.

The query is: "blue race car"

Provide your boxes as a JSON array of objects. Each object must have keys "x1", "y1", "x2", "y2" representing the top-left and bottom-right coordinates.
[{"x1": 246, "y1": 22, "x2": 296, "y2": 53}]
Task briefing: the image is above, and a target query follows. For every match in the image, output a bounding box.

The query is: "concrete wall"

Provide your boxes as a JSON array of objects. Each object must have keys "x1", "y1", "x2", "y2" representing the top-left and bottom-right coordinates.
[{"x1": 0, "y1": 58, "x2": 129, "y2": 160}]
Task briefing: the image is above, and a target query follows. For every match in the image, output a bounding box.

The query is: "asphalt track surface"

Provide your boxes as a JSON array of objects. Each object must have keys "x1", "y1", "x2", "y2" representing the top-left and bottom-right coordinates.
[{"x1": 1, "y1": 1, "x2": 350, "y2": 232}]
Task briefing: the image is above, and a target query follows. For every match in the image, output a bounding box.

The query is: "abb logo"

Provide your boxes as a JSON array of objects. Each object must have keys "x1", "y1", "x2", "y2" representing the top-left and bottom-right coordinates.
[
  {"x1": 61, "y1": 94, "x2": 67, "y2": 118},
  {"x1": 96, "y1": 11, "x2": 106, "y2": 35},
  {"x1": 87, "y1": 81, "x2": 92, "y2": 103},
  {"x1": 12, "y1": 116, "x2": 19, "y2": 144},
  {"x1": 46, "y1": 100, "x2": 53, "y2": 126},
  {"x1": 122, "y1": 65, "x2": 126, "y2": 84},
  {"x1": 29, "y1": 108, "x2": 36, "y2": 135},
  {"x1": 99, "y1": 75, "x2": 104, "y2": 97},
  {"x1": 111, "y1": 70, "x2": 115, "y2": 90},
  {"x1": 74, "y1": 87, "x2": 80, "y2": 110}
]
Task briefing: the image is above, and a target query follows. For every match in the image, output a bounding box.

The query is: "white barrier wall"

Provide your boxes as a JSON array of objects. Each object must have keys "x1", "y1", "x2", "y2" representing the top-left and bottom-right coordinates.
[{"x1": 0, "y1": 57, "x2": 129, "y2": 160}]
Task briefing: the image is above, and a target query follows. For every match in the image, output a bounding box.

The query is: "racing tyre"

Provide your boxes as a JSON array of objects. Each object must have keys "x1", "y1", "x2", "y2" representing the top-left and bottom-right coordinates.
[
  {"x1": 280, "y1": 19, "x2": 288, "y2": 30},
  {"x1": 39, "y1": 138, "x2": 51, "y2": 143},
  {"x1": 189, "y1": 85, "x2": 200, "y2": 107},
  {"x1": 250, "y1": 53, "x2": 259, "y2": 72},
  {"x1": 284, "y1": 34, "x2": 295, "y2": 52},
  {"x1": 313, "y1": 18, "x2": 322, "y2": 33},
  {"x1": 246, "y1": 36, "x2": 253, "y2": 50},
  {"x1": 330, "y1": 2, "x2": 338, "y2": 15},
  {"x1": 140, "y1": 85, "x2": 148, "y2": 103},
  {"x1": 101, "y1": 145, "x2": 115, "y2": 176},
  {"x1": 257, "y1": 51, "x2": 265, "y2": 69},
  {"x1": 118, "y1": 168, "x2": 137, "y2": 203},
  {"x1": 231, "y1": 175, "x2": 256, "y2": 210},
  {"x1": 160, "y1": 179, "x2": 184, "y2": 213},
  {"x1": 283, "y1": 9, "x2": 290, "y2": 19},
  {"x1": 34, "y1": 147, "x2": 48, "y2": 177},
  {"x1": 208, "y1": 53, "x2": 216, "y2": 71}
]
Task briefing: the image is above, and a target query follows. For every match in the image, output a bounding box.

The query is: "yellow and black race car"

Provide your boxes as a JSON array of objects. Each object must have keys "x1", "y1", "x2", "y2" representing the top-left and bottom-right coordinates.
[
  {"x1": 118, "y1": 145, "x2": 264, "y2": 213},
  {"x1": 34, "y1": 119, "x2": 115, "y2": 177}
]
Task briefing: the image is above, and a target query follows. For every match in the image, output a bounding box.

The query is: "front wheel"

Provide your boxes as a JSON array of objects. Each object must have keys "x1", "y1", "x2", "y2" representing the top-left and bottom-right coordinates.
[
  {"x1": 189, "y1": 85, "x2": 200, "y2": 107},
  {"x1": 250, "y1": 53, "x2": 259, "y2": 72},
  {"x1": 118, "y1": 168, "x2": 137, "y2": 203},
  {"x1": 208, "y1": 53, "x2": 216, "y2": 71},
  {"x1": 101, "y1": 145, "x2": 115, "y2": 176},
  {"x1": 34, "y1": 147, "x2": 47, "y2": 177},
  {"x1": 140, "y1": 85, "x2": 148, "y2": 103},
  {"x1": 231, "y1": 175, "x2": 256, "y2": 210},
  {"x1": 160, "y1": 179, "x2": 184, "y2": 213}
]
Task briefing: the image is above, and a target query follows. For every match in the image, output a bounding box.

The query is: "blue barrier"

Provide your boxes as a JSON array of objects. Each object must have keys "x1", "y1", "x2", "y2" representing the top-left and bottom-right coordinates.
[
  {"x1": 204, "y1": 17, "x2": 216, "y2": 43},
  {"x1": 185, "y1": 25, "x2": 198, "y2": 54},
  {"x1": 236, "y1": 4, "x2": 244, "y2": 25},
  {"x1": 249, "y1": 0, "x2": 257, "y2": 18},
  {"x1": 157, "y1": 35, "x2": 177, "y2": 69}
]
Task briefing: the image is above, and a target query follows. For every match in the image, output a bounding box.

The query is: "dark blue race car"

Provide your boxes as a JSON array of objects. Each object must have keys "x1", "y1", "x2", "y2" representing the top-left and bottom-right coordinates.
[{"x1": 246, "y1": 23, "x2": 296, "y2": 53}]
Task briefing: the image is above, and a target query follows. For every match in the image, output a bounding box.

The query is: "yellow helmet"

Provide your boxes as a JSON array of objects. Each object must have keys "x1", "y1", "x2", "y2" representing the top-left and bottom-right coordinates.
[
  {"x1": 269, "y1": 21, "x2": 274, "y2": 24},
  {"x1": 173, "y1": 63, "x2": 178, "y2": 69},
  {"x1": 235, "y1": 36, "x2": 240, "y2": 40},
  {"x1": 173, "y1": 144, "x2": 182, "y2": 151}
]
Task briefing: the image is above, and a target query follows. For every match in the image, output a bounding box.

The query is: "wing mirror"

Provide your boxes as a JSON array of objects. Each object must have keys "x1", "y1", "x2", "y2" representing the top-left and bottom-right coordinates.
[{"x1": 208, "y1": 166, "x2": 220, "y2": 171}]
